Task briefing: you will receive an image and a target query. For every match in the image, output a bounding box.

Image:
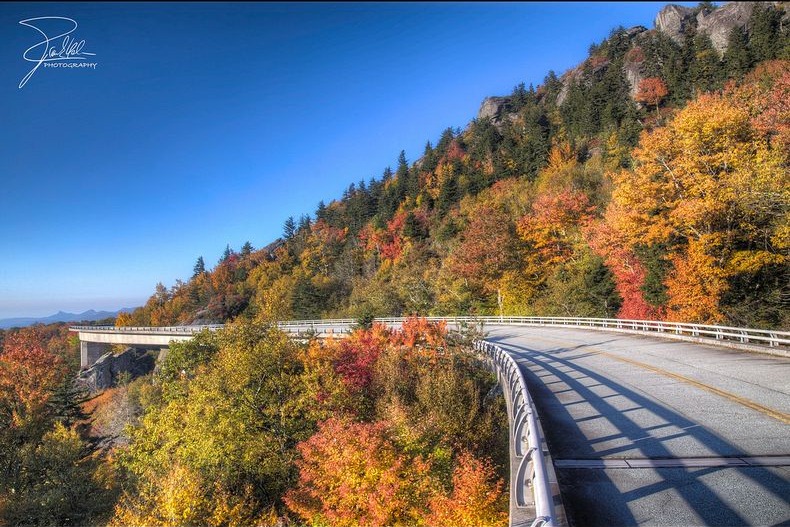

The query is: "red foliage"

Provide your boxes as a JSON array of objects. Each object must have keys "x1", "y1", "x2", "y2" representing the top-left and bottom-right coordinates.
[
  {"x1": 0, "y1": 328, "x2": 68, "y2": 428},
  {"x1": 635, "y1": 77, "x2": 669, "y2": 108},
  {"x1": 625, "y1": 46, "x2": 645, "y2": 64},
  {"x1": 585, "y1": 221, "x2": 661, "y2": 320},
  {"x1": 333, "y1": 331, "x2": 384, "y2": 392},
  {"x1": 444, "y1": 140, "x2": 465, "y2": 162}
]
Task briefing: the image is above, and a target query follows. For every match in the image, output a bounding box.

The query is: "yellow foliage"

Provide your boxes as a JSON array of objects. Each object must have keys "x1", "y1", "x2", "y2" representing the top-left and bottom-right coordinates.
[{"x1": 665, "y1": 235, "x2": 728, "y2": 323}]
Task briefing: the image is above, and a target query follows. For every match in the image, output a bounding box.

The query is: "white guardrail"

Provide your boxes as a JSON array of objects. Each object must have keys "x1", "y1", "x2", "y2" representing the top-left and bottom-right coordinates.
[
  {"x1": 476, "y1": 339, "x2": 558, "y2": 527},
  {"x1": 71, "y1": 316, "x2": 790, "y2": 527},
  {"x1": 72, "y1": 317, "x2": 790, "y2": 350},
  {"x1": 273, "y1": 316, "x2": 790, "y2": 351}
]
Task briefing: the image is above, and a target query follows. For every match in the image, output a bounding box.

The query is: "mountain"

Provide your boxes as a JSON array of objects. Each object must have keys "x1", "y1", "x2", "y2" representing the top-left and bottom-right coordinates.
[
  {"x1": 0, "y1": 308, "x2": 137, "y2": 329},
  {"x1": 119, "y1": 1, "x2": 788, "y2": 330}
]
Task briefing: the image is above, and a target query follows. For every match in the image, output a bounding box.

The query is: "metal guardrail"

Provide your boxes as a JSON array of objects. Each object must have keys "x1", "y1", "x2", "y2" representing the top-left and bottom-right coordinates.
[
  {"x1": 476, "y1": 339, "x2": 557, "y2": 527},
  {"x1": 70, "y1": 324, "x2": 224, "y2": 334},
  {"x1": 276, "y1": 316, "x2": 790, "y2": 349},
  {"x1": 73, "y1": 318, "x2": 790, "y2": 350}
]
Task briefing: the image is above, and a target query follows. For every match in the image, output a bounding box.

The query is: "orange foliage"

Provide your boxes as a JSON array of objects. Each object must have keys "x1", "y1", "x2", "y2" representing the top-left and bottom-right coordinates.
[
  {"x1": 635, "y1": 77, "x2": 669, "y2": 109},
  {"x1": 664, "y1": 236, "x2": 728, "y2": 323},
  {"x1": 447, "y1": 206, "x2": 521, "y2": 297},
  {"x1": 0, "y1": 328, "x2": 68, "y2": 429},
  {"x1": 391, "y1": 316, "x2": 447, "y2": 350},
  {"x1": 285, "y1": 417, "x2": 434, "y2": 527},
  {"x1": 426, "y1": 451, "x2": 508, "y2": 527},
  {"x1": 518, "y1": 189, "x2": 593, "y2": 266}
]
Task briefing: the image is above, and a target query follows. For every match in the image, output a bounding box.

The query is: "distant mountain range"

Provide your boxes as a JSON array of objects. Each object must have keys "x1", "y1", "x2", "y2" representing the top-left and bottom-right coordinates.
[{"x1": 0, "y1": 308, "x2": 137, "y2": 329}]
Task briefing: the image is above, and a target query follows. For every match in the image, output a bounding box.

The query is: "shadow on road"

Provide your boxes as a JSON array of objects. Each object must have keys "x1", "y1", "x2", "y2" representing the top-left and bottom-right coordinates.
[{"x1": 489, "y1": 336, "x2": 790, "y2": 527}]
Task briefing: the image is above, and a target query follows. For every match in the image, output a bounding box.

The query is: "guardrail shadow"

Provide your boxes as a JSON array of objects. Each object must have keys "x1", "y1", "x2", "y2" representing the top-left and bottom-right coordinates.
[{"x1": 488, "y1": 336, "x2": 790, "y2": 527}]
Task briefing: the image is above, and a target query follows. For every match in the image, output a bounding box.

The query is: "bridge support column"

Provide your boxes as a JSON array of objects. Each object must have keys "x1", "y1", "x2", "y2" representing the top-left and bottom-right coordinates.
[{"x1": 81, "y1": 341, "x2": 109, "y2": 369}]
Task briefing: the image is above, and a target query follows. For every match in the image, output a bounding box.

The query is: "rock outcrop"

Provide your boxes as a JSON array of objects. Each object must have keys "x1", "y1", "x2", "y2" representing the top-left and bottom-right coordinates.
[
  {"x1": 77, "y1": 347, "x2": 157, "y2": 392},
  {"x1": 654, "y1": 4, "x2": 696, "y2": 44},
  {"x1": 477, "y1": 96, "x2": 509, "y2": 121},
  {"x1": 696, "y1": 2, "x2": 755, "y2": 54}
]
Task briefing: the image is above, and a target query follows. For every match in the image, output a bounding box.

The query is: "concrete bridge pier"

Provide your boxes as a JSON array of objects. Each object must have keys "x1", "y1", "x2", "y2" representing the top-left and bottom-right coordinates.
[{"x1": 81, "y1": 341, "x2": 110, "y2": 369}]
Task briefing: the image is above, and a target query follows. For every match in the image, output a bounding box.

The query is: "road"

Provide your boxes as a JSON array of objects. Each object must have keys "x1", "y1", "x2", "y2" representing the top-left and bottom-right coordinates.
[{"x1": 485, "y1": 325, "x2": 790, "y2": 527}]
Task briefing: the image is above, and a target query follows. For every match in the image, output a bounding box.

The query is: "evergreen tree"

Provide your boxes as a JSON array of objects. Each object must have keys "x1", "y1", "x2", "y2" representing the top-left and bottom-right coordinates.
[
  {"x1": 315, "y1": 201, "x2": 327, "y2": 221},
  {"x1": 749, "y1": 3, "x2": 781, "y2": 61},
  {"x1": 297, "y1": 214, "x2": 311, "y2": 232},
  {"x1": 689, "y1": 33, "x2": 721, "y2": 95},
  {"x1": 723, "y1": 27, "x2": 752, "y2": 78},
  {"x1": 436, "y1": 127, "x2": 455, "y2": 156},
  {"x1": 241, "y1": 241, "x2": 253, "y2": 257},
  {"x1": 283, "y1": 216, "x2": 296, "y2": 240},
  {"x1": 220, "y1": 244, "x2": 233, "y2": 263},
  {"x1": 193, "y1": 256, "x2": 206, "y2": 277}
]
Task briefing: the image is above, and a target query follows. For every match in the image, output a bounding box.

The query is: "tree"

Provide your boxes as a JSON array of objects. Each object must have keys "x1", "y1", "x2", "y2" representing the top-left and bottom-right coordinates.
[
  {"x1": 446, "y1": 207, "x2": 523, "y2": 316},
  {"x1": 192, "y1": 256, "x2": 205, "y2": 277},
  {"x1": 689, "y1": 34, "x2": 721, "y2": 95},
  {"x1": 426, "y1": 451, "x2": 508, "y2": 527},
  {"x1": 722, "y1": 27, "x2": 752, "y2": 78},
  {"x1": 115, "y1": 324, "x2": 312, "y2": 523},
  {"x1": 283, "y1": 216, "x2": 296, "y2": 240},
  {"x1": 240, "y1": 241, "x2": 253, "y2": 257},
  {"x1": 284, "y1": 417, "x2": 435, "y2": 527},
  {"x1": 635, "y1": 77, "x2": 669, "y2": 116},
  {"x1": 749, "y1": 3, "x2": 781, "y2": 61},
  {"x1": 220, "y1": 244, "x2": 233, "y2": 264}
]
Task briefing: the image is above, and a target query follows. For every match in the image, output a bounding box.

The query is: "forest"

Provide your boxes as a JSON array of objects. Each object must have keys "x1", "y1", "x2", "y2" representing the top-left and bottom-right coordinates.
[
  {"x1": 119, "y1": 3, "x2": 788, "y2": 331},
  {"x1": 1, "y1": 2, "x2": 788, "y2": 525}
]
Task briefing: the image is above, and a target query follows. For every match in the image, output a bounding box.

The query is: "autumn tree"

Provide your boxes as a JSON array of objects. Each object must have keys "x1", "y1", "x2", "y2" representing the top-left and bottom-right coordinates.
[
  {"x1": 635, "y1": 77, "x2": 669, "y2": 116},
  {"x1": 426, "y1": 451, "x2": 508, "y2": 527},
  {"x1": 284, "y1": 417, "x2": 435, "y2": 527}
]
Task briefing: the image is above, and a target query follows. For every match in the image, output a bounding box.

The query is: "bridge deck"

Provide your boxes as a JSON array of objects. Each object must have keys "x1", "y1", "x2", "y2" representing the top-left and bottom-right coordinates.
[{"x1": 486, "y1": 325, "x2": 790, "y2": 527}]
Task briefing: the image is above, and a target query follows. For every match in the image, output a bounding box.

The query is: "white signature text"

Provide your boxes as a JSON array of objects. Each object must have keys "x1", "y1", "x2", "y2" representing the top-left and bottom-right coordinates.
[{"x1": 19, "y1": 16, "x2": 97, "y2": 89}]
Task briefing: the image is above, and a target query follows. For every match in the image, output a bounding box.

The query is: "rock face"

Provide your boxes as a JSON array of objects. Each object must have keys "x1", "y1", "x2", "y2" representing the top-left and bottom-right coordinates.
[
  {"x1": 655, "y1": 4, "x2": 696, "y2": 44},
  {"x1": 696, "y1": 2, "x2": 755, "y2": 54},
  {"x1": 623, "y1": 60, "x2": 644, "y2": 99},
  {"x1": 478, "y1": 96, "x2": 509, "y2": 121},
  {"x1": 77, "y1": 347, "x2": 157, "y2": 392}
]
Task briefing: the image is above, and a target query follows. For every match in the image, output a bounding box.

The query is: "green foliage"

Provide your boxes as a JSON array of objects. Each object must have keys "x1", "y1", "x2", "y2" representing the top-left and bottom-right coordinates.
[{"x1": 121, "y1": 4, "x2": 789, "y2": 330}]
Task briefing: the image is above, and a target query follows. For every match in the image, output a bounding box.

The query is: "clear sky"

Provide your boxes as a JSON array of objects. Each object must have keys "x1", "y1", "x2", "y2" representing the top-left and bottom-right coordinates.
[{"x1": 0, "y1": 2, "x2": 697, "y2": 319}]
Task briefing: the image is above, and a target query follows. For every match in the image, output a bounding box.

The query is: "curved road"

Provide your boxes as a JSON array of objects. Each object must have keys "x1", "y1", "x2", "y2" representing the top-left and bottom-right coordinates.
[{"x1": 485, "y1": 325, "x2": 790, "y2": 527}]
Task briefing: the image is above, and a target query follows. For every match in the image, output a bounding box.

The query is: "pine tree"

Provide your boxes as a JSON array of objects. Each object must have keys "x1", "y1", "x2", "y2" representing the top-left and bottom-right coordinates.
[
  {"x1": 220, "y1": 244, "x2": 233, "y2": 263},
  {"x1": 723, "y1": 27, "x2": 752, "y2": 78},
  {"x1": 193, "y1": 256, "x2": 205, "y2": 277},
  {"x1": 315, "y1": 201, "x2": 327, "y2": 221},
  {"x1": 240, "y1": 241, "x2": 253, "y2": 257},
  {"x1": 689, "y1": 33, "x2": 721, "y2": 95},
  {"x1": 749, "y1": 3, "x2": 780, "y2": 61},
  {"x1": 283, "y1": 216, "x2": 296, "y2": 240},
  {"x1": 297, "y1": 214, "x2": 311, "y2": 232}
]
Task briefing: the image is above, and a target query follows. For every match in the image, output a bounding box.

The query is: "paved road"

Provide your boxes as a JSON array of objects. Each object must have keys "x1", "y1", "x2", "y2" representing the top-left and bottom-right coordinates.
[{"x1": 485, "y1": 325, "x2": 790, "y2": 527}]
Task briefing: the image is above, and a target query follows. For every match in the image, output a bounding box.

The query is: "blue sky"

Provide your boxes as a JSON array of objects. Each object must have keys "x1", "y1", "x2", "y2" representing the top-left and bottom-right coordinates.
[{"x1": 0, "y1": 2, "x2": 697, "y2": 318}]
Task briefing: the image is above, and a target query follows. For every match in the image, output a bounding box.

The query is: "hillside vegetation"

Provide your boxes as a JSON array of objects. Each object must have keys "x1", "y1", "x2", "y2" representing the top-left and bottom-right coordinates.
[
  {"x1": 122, "y1": 3, "x2": 789, "y2": 329},
  {"x1": 1, "y1": 3, "x2": 788, "y2": 526}
]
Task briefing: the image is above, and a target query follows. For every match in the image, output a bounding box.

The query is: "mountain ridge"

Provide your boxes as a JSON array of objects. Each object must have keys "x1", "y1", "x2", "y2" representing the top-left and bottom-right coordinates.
[{"x1": 0, "y1": 308, "x2": 137, "y2": 329}]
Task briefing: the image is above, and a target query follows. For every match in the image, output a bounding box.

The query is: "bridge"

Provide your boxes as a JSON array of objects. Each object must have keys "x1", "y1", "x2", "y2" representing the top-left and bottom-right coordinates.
[{"x1": 71, "y1": 318, "x2": 790, "y2": 527}]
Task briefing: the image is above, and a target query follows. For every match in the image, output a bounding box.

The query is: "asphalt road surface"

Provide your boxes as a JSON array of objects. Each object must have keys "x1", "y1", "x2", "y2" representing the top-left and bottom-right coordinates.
[{"x1": 485, "y1": 325, "x2": 790, "y2": 527}]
